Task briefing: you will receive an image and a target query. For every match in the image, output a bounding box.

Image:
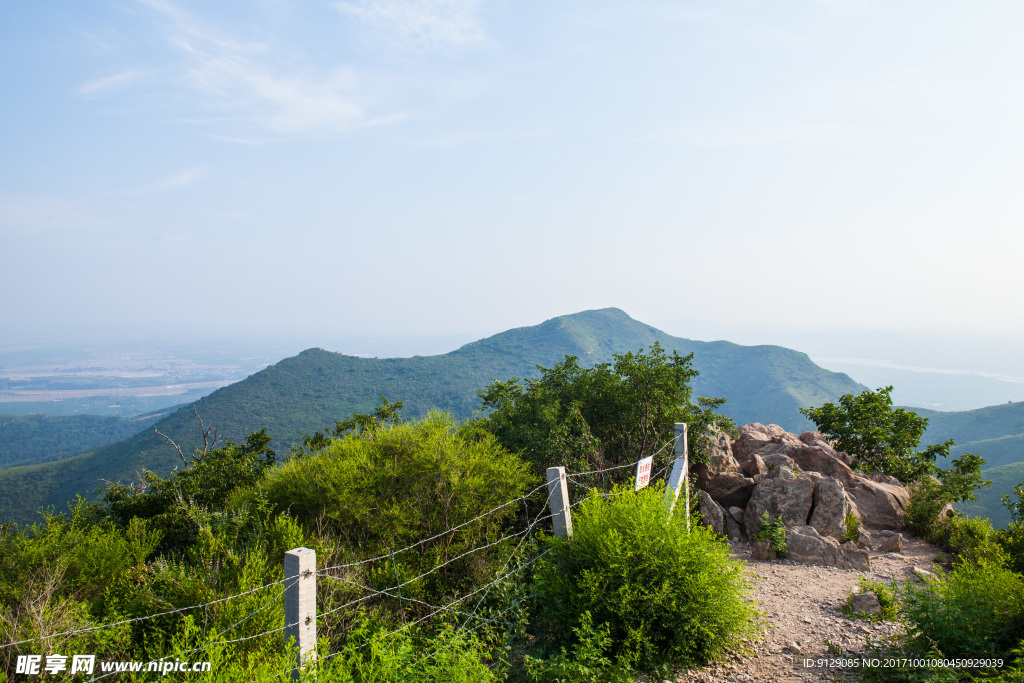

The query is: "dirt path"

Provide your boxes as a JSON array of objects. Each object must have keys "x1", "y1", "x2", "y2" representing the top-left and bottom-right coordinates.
[{"x1": 671, "y1": 533, "x2": 942, "y2": 683}]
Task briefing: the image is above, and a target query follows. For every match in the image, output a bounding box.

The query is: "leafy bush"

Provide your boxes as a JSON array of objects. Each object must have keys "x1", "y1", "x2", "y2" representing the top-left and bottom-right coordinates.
[
  {"x1": 903, "y1": 557, "x2": 1024, "y2": 662},
  {"x1": 260, "y1": 413, "x2": 533, "y2": 607},
  {"x1": 477, "y1": 343, "x2": 733, "y2": 478},
  {"x1": 845, "y1": 513, "x2": 861, "y2": 544},
  {"x1": 753, "y1": 512, "x2": 787, "y2": 559},
  {"x1": 103, "y1": 429, "x2": 277, "y2": 554},
  {"x1": 531, "y1": 483, "x2": 753, "y2": 671},
  {"x1": 524, "y1": 612, "x2": 634, "y2": 683},
  {"x1": 800, "y1": 387, "x2": 990, "y2": 488}
]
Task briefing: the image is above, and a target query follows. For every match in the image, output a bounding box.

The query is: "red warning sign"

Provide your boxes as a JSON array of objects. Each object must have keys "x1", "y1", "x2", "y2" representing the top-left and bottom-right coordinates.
[{"x1": 635, "y1": 455, "x2": 654, "y2": 491}]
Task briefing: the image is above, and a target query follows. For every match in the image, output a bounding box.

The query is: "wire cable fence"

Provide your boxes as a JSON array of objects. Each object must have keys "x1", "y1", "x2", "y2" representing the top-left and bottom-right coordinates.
[{"x1": 14, "y1": 427, "x2": 691, "y2": 681}]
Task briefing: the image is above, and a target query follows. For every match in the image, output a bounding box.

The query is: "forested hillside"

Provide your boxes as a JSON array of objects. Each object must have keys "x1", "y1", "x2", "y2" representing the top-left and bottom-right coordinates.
[
  {"x1": 0, "y1": 308, "x2": 865, "y2": 525},
  {"x1": 0, "y1": 409, "x2": 171, "y2": 468}
]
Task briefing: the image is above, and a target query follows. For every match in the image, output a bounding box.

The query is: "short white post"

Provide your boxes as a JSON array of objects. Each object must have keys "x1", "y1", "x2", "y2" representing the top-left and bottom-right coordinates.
[
  {"x1": 546, "y1": 466, "x2": 573, "y2": 537},
  {"x1": 285, "y1": 547, "x2": 316, "y2": 681},
  {"x1": 663, "y1": 423, "x2": 690, "y2": 531}
]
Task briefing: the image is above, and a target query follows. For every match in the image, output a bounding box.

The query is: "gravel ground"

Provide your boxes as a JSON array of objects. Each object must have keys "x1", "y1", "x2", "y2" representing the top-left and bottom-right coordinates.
[{"x1": 667, "y1": 533, "x2": 942, "y2": 683}]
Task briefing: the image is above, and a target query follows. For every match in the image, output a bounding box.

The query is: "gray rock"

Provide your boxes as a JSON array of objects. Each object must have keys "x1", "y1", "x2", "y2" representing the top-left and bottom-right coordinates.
[
  {"x1": 847, "y1": 480, "x2": 909, "y2": 530},
  {"x1": 875, "y1": 533, "x2": 903, "y2": 554},
  {"x1": 912, "y1": 566, "x2": 937, "y2": 581},
  {"x1": 697, "y1": 489, "x2": 726, "y2": 536},
  {"x1": 696, "y1": 471, "x2": 756, "y2": 508},
  {"x1": 809, "y1": 476, "x2": 854, "y2": 543},
  {"x1": 771, "y1": 465, "x2": 798, "y2": 480},
  {"x1": 762, "y1": 453, "x2": 798, "y2": 472},
  {"x1": 743, "y1": 453, "x2": 768, "y2": 478},
  {"x1": 850, "y1": 592, "x2": 882, "y2": 616},
  {"x1": 751, "y1": 540, "x2": 776, "y2": 560},
  {"x1": 744, "y1": 476, "x2": 815, "y2": 534},
  {"x1": 725, "y1": 513, "x2": 745, "y2": 540},
  {"x1": 856, "y1": 528, "x2": 873, "y2": 551},
  {"x1": 785, "y1": 525, "x2": 870, "y2": 571}
]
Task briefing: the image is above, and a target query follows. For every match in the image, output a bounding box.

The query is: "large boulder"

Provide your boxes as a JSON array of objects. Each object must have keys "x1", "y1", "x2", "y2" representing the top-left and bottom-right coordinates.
[
  {"x1": 697, "y1": 489, "x2": 726, "y2": 536},
  {"x1": 733, "y1": 424, "x2": 802, "y2": 465},
  {"x1": 809, "y1": 476, "x2": 855, "y2": 542},
  {"x1": 730, "y1": 423, "x2": 910, "y2": 532},
  {"x1": 744, "y1": 474, "x2": 815, "y2": 534},
  {"x1": 694, "y1": 428, "x2": 756, "y2": 507},
  {"x1": 785, "y1": 525, "x2": 870, "y2": 571},
  {"x1": 847, "y1": 480, "x2": 909, "y2": 530},
  {"x1": 695, "y1": 471, "x2": 756, "y2": 508}
]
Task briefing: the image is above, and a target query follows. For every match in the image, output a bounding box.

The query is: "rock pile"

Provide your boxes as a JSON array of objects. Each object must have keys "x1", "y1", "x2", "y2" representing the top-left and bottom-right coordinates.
[{"x1": 695, "y1": 423, "x2": 912, "y2": 570}]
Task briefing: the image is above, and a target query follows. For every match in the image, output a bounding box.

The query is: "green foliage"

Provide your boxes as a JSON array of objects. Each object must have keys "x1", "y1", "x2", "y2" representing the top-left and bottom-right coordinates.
[
  {"x1": 906, "y1": 468, "x2": 996, "y2": 562},
  {"x1": 102, "y1": 429, "x2": 276, "y2": 554},
  {"x1": 0, "y1": 308, "x2": 869, "y2": 526},
  {"x1": 938, "y1": 452, "x2": 991, "y2": 505},
  {"x1": 903, "y1": 557, "x2": 1024, "y2": 663},
  {"x1": 843, "y1": 577, "x2": 898, "y2": 621},
  {"x1": 477, "y1": 342, "x2": 733, "y2": 478},
  {"x1": 844, "y1": 513, "x2": 861, "y2": 544},
  {"x1": 523, "y1": 612, "x2": 634, "y2": 683},
  {"x1": 260, "y1": 412, "x2": 533, "y2": 604},
  {"x1": 801, "y1": 386, "x2": 959, "y2": 482},
  {"x1": 752, "y1": 512, "x2": 787, "y2": 559},
  {"x1": 0, "y1": 413, "x2": 161, "y2": 469},
  {"x1": 324, "y1": 619, "x2": 499, "y2": 683},
  {"x1": 532, "y1": 483, "x2": 753, "y2": 671}
]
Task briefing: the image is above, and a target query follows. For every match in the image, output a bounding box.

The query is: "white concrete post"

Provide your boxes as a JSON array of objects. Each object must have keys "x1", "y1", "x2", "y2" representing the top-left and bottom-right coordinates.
[
  {"x1": 285, "y1": 547, "x2": 316, "y2": 681},
  {"x1": 546, "y1": 466, "x2": 573, "y2": 537},
  {"x1": 664, "y1": 423, "x2": 690, "y2": 531}
]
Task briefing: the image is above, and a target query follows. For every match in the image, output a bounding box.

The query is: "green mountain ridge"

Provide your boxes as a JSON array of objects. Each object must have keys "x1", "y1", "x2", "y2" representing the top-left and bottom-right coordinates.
[{"x1": 0, "y1": 308, "x2": 866, "y2": 526}]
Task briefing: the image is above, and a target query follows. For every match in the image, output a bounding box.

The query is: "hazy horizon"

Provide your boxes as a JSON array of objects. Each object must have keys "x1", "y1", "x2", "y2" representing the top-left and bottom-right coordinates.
[{"x1": 3, "y1": 1, "x2": 1024, "y2": 345}]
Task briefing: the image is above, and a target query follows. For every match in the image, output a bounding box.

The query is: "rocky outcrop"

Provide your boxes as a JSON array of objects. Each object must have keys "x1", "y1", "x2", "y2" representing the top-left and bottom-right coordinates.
[
  {"x1": 726, "y1": 507, "x2": 745, "y2": 540},
  {"x1": 694, "y1": 423, "x2": 911, "y2": 570},
  {"x1": 786, "y1": 525, "x2": 870, "y2": 571}
]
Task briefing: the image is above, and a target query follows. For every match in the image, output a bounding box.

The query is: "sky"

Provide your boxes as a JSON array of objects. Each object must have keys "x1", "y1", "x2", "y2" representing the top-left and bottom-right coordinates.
[{"x1": 3, "y1": 0, "x2": 1024, "y2": 346}]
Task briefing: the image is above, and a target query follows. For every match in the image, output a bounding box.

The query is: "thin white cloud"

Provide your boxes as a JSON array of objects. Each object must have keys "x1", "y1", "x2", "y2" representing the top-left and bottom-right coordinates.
[
  {"x1": 131, "y1": 0, "x2": 367, "y2": 134},
  {"x1": 336, "y1": 0, "x2": 486, "y2": 53},
  {"x1": 78, "y1": 70, "x2": 146, "y2": 96}
]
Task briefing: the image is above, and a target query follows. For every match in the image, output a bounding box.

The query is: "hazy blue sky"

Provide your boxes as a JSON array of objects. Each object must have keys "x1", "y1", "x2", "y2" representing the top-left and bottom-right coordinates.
[{"x1": 3, "y1": 0, "x2": 1023, "y2": 343}]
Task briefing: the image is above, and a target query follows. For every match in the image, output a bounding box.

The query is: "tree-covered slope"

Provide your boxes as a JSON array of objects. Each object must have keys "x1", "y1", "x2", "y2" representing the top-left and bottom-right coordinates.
[
  {"x1": 917, "y1": 402, "x2": 1024, "y2": 470},
  {"x1": 0, "y1": 308, "x2": 865, "y2": 525},
  {"x1": 0, "y1": 409, "x2": 171, "y2": 468},
  {"x1": 958, "y1": 461, "x2": 1024, "y2": 529}
]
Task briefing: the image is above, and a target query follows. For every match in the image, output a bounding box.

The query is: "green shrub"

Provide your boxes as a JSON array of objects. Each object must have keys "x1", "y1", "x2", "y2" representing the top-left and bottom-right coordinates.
[
  {"x1": 531, "y1": 483, "x2": 753, "y2": 671},
  {"x1": 524, "y1": 611, "x2": 634, "y2": 683},
  {"x1": 260, "y1": 413, "x2": 534, "y2": 608},
  {"x1": 844, "y1": 513, "x2": 860, "y2": 544},
  {"x1": 753, "y1": 512, "x2": 787, "y2": 559},
  {"x1": 905, "y1": 477, "x2": 949, "y2": 542},
  {"x1": 903, "y1": 556, "x2": 1024, "y2": 662}
]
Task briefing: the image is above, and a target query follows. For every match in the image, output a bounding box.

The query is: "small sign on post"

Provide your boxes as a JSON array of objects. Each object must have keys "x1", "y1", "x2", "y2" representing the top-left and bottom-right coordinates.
[{"x1": 635, "y1": 455, "x2": 653, "y2": 491}]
